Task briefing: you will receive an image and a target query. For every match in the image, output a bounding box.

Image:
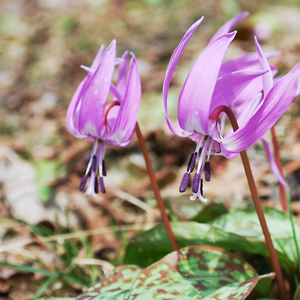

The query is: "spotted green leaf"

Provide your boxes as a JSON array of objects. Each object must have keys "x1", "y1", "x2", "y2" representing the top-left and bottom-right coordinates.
[
  {"x1": 76, "y1": 246, "x2": 274, "y2": 300},
  {"x1": 124, "y1": 222, "x2": 293, "y2": 274},
  {"x1": 76, "y1": 265, "x2": 142, "y2": 300}
]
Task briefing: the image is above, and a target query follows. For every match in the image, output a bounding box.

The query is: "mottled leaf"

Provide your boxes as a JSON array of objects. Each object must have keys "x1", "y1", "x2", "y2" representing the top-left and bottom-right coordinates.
[
  {"x1": 76, "y1": 265, "x2": 142, "y2": 300},
  {"x1": 127, "y1": 245, "x2": 272, "y2": 299},
  {"x1": 124, "y1": 222, "x2": 294, "y2": 274},
  {"x1": 210, "y1": 207, "x2": 300, "y2": 266},
  {"x1": 76, "y1": 246, "x2": 274, "y2": 300}
]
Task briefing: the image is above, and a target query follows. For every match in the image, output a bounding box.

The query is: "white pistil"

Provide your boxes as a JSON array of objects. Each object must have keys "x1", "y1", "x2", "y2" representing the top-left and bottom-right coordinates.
[
  {"x1": 190, "y1": 137, "x2": 210, "y2": 202},
  {"x1": 85, "y1": 139, "x2": 98, "y2": 175}
]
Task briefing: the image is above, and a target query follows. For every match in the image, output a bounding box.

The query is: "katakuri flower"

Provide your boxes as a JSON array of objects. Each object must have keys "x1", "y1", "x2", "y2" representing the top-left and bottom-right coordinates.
[
  {"x1": 66, "y1": 40, "x2": 141, "y2": 196},
  {"x1": 163, "y1": 17, "x2": 300, "y2": 202}
]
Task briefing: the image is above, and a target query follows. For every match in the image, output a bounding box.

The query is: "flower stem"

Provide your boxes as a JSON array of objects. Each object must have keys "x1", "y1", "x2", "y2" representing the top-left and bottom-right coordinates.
[
  {"x1": 210, "y1": 105, "x2": 286, "y2": 300},
  {"x1": 239, "y1": 150, "x2": 286, "y2": 300},
  {"x1": 270, "y1": 126, "x2": 288, "y2": 212},
  {"x1": 135, "y1": 123, "x2": 179, "y2": 252}
]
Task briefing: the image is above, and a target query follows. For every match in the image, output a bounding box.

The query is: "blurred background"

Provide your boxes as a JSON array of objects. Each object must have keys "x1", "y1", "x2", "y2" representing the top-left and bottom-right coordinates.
[{"x1": 1, "y1": 0, "x2": 300, "y2": 298}]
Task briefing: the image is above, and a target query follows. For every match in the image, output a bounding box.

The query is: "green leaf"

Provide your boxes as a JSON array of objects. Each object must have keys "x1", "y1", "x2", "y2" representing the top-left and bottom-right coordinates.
[
  {"x1": 76, "y1": 246, "x2": 274, "y2": 300},
  {"x1": 192, "y1": 202, "x2": 228, "y2": 223},
  {"x1": 124, "y1": 222, "x2": 294, "y2": 274},
  {"x1": 76, "y1": 265, "x2": 142, "y2": 300},
  {"x1": 210, "y1": 207, "x2": 300, "y2": 267}
]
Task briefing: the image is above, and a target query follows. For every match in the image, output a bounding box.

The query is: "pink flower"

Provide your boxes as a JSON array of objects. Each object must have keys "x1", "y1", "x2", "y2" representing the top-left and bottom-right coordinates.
[
  {"x1": 66, "y1": 40, "x2": 141, "y2": 196},
  {"x1": 163, "y1": 15, "x2": 300, "y2": 201}
]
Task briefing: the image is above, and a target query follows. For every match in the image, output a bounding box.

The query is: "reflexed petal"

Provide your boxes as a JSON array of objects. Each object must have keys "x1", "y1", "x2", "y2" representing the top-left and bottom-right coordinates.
[
  {"x1": 91, "y1": 44, "x2": 105, "y2": 70},
  {"x1": 222, "y1": 63, "x2": 300, "y2": 152},
  {"x1": 219, "y1": 51, "x2": 280, "y2": 76},
  {"x1": 116, "y1": 51, "x2": 129, "y2": 100},
  {"x1": 178, "y1": 32, "x2": 236, "y2": 134},
  {"x1": 262, "y1": 138, "x2": 287, "y2": 189},
  {"x1": 208, "y1": 12, "x2": 249, "y2": 45},
  {"x1": 78, "y1": 40, "x2": 116, "y2": 138},
  {"x1": 254, "y1": 37, "x2": 273, "y2": 95},
  {"x1": 107, "y1": 53, "x2": 141, "y2": 146},
  {"x1": 163, "y1": 17, "x2": 204, "y2": 137},
  {"x1": 209, "y1": 69, "x2": 268, "y2": 114}
]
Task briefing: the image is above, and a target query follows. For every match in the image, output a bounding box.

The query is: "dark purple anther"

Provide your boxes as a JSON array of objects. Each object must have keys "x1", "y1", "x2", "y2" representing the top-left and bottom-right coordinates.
[
  {"x1": 205, "y1": 161, "x2": 211, "y2": 181},
  {"x1": 187, "y1": 152, "x2": 197, "y2": 173},
  {"x1": 94, "y1": 177, "x2": 99, "y2": 194},
  {"x1": 192, "y1": 173, "x2": 201, "y2": 193},
  {"x1": 79, "y1": 174, "x2": 88, "y2": 191},
  {"x1": 179, "y1": 172, "x2": 190, "y2": 193},
  {"x1": 102, "y1": 160, "x2": 106, "y2": 176},
  {"x1": 92, "y1": 155, "x2": 97, "y2": 172},
  {"x1": 200, "y1": 179, "x2": 203, "y2": 196},
  {"x1": 99, "y1": 177, "x2": 106, "y2": 194}
]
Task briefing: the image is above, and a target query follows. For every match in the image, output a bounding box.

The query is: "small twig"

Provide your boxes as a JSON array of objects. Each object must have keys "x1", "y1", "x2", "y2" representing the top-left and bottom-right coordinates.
[
  {"x1": 135, "y1": 123, "x2": 179, "y2": 252},
  {"x1": 210, "y1": 105, "x2": 286, "y2": 300},
  {"x1": 270, "y1": 126, "x2": 288, "y2": 212}
]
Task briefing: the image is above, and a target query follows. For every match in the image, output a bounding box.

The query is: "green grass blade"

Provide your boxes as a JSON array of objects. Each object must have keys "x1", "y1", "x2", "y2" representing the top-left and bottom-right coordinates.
[
  {"x1": 0, "y1": 262, "x2": 89, "y2": 287},
  {"x1": 33, "y1": 276, "x2": 58, "y2": 300}
]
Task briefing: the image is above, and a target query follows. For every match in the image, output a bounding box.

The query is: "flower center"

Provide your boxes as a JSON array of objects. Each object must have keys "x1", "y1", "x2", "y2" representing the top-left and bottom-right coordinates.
[{"x1": 179, "y1": 135, "x2": 213, "y2": 202}]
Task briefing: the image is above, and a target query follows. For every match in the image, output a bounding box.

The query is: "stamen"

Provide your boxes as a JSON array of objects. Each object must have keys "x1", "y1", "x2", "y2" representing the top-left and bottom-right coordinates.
[
  {"x1": 102, "y1": 160, "x2": 107, "y2": 176},
  {"x1": 187, "y1": 152, "x2": 197, "y2": 173},
  {"x1": 205, "y1": 162, "x2": 211, "y2": 181},
  {"x1": 94, "y1": 177, "x2": 99, "y2": 194},
  {"x1": 200, "y1": 179, "x2": 203, "y2": 196},
  {"x1": 79, "y1": 174, "x2": 88, "y2": 191},
  {"x1": 179, "y1": 172, "x2": 190, "y2": 193},
  {"x1": 92, "y1": 155, "x2": 97, "y2": 172},
  {"x1": 99, "y1": 177, "x2": 106, "y2": 193},
  {"x1": 192, "y1": 173, "x2": 201, "y2": 193}
]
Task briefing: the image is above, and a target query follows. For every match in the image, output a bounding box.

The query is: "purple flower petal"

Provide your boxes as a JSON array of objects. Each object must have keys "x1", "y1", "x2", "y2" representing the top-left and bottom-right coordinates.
[
  {"x1": 254, "y1": 37, "x2": 273, "y2": 95},
  {"x1": 261, "y1": 137, "x2": 287, "y2": 189},
  {"x1": 208, "y1": 12, "x2": 249, "y2": 45},
  {"x1": 219, "y1": 51, "x2": 280, "y2": 76},
  {"x1": 116, "y1": 51, "x2": 129, "y2": 101},
  {"x1": 163, "y1": 17, "x2": 204, "y2": 138},
  {"x1": 222, "y1": 63, "x2": 300, "y2": 153},
  {"x1": 209, "y1": 69, "x2": 268, "y2": 114},
  {"x1": 77, "y1": 40, "x2": 116, "y2": 139},
  {"x1": 107, "y1": 53, "x2": 141, "y2": 146},
  {"x1": 178, "y1": 32, "x2": 236, "y2": 135},
  {"x1": 91, "y1": 44, "x2": 105, "y2": 70},
  {"x1": 66, "y1": 79, "x2": 94, "y2": 141}
]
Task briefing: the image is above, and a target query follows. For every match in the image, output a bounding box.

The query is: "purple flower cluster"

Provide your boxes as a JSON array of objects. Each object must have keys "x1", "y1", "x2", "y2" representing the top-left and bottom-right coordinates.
[{"x1": 67, "y1": 13, "x2": 300, "y2": 200}]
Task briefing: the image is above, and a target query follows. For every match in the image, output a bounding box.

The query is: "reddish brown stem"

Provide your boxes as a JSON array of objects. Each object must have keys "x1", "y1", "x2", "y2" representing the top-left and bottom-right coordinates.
[
  {"x1": 135, "y1": 123, "x2": 179, "y2": 252},
  {"x1": 210, "y1": 106, "x2": 286, "y2": 300},
  {"x1": 270, "y1": 126, "x2": 288, "y2": 212}
]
